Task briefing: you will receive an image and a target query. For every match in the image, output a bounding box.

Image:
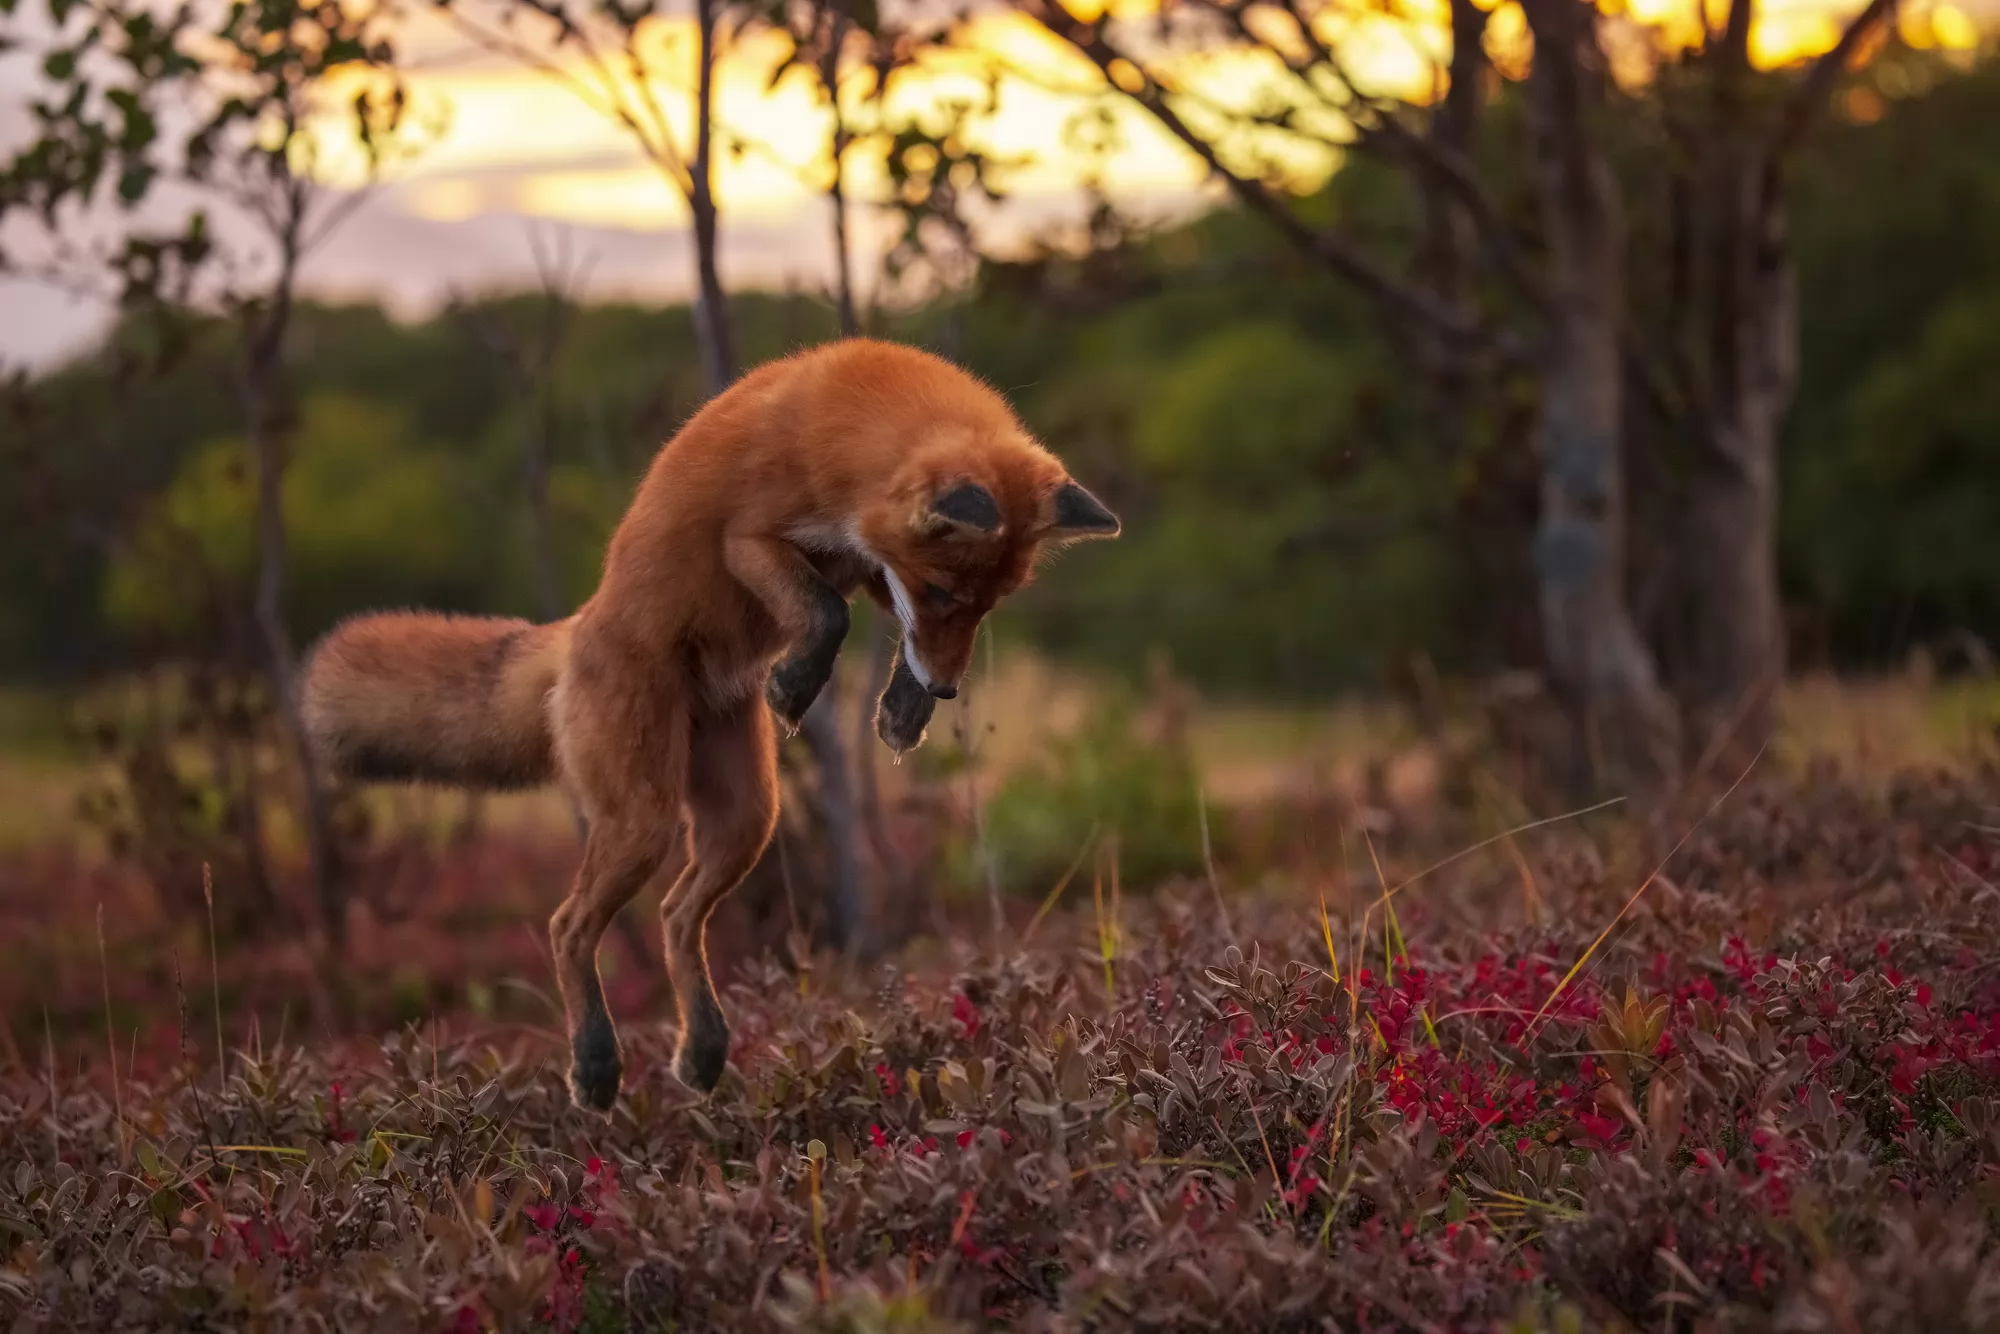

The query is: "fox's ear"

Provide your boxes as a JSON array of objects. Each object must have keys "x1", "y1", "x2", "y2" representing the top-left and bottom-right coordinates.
[
  {"x1": 919, "y1": 480, "x2": 1002, "y2": 537},
  {"x1": 1041, "y1": 480, "x2": 1120, "y2": 544}
]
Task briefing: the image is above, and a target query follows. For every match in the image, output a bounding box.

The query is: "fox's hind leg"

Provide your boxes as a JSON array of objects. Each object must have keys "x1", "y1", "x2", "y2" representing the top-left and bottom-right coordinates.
[
  {"x1": 547, "y1": 655, "x2": 686, "y2": 1112},
  {"x1": 551, "y1": 815, "x2": 675, "y2": 1111},
  {"x1": 660, "y1": 695, "x2": 780, "y2": 1092}
]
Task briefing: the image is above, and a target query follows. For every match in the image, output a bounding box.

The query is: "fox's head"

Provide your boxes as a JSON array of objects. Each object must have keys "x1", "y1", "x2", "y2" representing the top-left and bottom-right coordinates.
[{"x1": 856, "y1": 432, "x2": 1120, "y2": 700}]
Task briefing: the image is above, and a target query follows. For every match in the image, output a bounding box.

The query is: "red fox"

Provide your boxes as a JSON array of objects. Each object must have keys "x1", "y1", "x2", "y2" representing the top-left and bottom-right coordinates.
[{"x1": 300, "y1": 339, "x2": 1119, "y2": 1109}]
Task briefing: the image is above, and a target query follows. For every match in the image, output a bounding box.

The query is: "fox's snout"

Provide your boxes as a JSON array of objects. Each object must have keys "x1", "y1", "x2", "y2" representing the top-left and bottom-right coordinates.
[
  {"x1": 896, "y1": 613, "x2": 979, "y2": 702},
  {"x1": 901, "y1": 634, "x2": 970, "y2": 698},
  {"x1": 911, "y1": 639, "x2": 964, "y2": 697}
]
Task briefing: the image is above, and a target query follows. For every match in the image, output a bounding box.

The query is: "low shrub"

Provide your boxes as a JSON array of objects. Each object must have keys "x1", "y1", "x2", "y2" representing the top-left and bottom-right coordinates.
[
  {"x1": 960, "y1": 697, "x2": 1206, "y2": 899},
  {"x1": 3, "y1": 767, "x2": 1999, "y2": 1331}
]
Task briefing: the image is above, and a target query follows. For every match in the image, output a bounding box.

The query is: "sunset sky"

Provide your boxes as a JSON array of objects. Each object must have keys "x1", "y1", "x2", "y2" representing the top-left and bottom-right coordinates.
[{"x1": 0, "y1": 0, "x2": 1991, "y2": 369}]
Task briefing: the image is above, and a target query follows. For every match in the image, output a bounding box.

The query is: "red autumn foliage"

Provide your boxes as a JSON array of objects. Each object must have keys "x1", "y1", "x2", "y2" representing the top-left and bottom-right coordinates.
[{"x1": 4, "y1": 764, "x2": 2000, "y2": 1329}]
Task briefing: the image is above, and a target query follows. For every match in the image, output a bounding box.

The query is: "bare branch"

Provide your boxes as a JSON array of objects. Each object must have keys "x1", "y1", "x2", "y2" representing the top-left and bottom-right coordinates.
[
  {"x1": 1109, "y1": 0, "x2": 1546, "y2": 320},
  {"x1": 1020, "y1": 2, "x2": 1492, "y2": 351},
  {"x1": 1722, "y1": 0, "x2": 1755, "y2": 78},
  {"x1": 1311, "y1": 68, "x2": 1549, "y2": 310},
  {"x1": 433, "y1": 0, "x2": 694, "y2": 194},
  {"x1": 434, "y1": 6, "x2": 631, "y2": 133},
  {"x1": 618, "y1": 21, "x2": 694, "y2": 193},
  {"x1": 1766, "y1": 0, "x2": 1898, "y2": 168}
]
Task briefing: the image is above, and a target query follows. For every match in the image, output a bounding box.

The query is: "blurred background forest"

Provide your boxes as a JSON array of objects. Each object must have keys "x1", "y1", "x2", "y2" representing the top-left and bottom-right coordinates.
[{"x1": 2, "y1": 0, "x2": 1999, "y2": 1040}]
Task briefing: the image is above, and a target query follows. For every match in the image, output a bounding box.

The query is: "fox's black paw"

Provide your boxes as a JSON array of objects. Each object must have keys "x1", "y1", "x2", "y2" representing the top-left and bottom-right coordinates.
[
  {"x1": 768, "y1": 581, "x2": 849, "y2": 728},
  {"x1": 875, "y1": 652, "x2": 935, "y2": 754},
  {"x1": 766, "y1": 656, "x2": 831, "y2": 731},
  {"x1": 569, "y1": 1055, "x2": 621, "y2": 1113},
  {"x1": 568, "y1": 1024, "x2": 622, "y2": 1112},
  {"x1": 673, "y1": 1029, "x2": 729, "y2": 1093}
]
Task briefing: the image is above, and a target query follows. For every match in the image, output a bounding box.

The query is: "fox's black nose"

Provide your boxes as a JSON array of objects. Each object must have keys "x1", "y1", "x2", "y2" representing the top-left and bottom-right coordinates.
[{"x1": 928, "y1": 683, "x2": 958, "y2": 701}]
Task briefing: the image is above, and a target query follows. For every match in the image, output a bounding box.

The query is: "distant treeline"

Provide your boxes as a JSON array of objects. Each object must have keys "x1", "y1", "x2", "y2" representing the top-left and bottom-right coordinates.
[{"x1": 6, "y1": 53, "x2": 1998, "y2": 699}]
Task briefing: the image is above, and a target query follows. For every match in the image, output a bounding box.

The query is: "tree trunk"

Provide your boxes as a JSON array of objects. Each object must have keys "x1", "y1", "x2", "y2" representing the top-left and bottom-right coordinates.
[
  {"x1": 691, "y1": 0, "x2": 738, "y2": 393},
  {"x1": 1521, "y1": 0, "x2": 1681, "y2": 798},
  {"x1": 524, "y1": 388, "x2": 565, "y2": 624},
  {"x1": 1408, "y1": 0, "x2": 1502, "y2": 655},
  {"x1": 244, "y1": 285, "x2": 344, "y2": 951},
  {"x1": 754, "y1": 0, "x2": 872, "y2": 959},
  {"x1": 820, "y1": 2, "x2": 860, "y2": 339},
  {"x1": 1410, "y1": 0, "x2": 1487, "y2": 443},
  {"x1": 1666, "y1": 0, "x2": 1898, "y2": 768},
  {"x1": 1682, "y1": 235, "x2": 1791, "y2": 767},
  {"x1": 853, "y1": 620, "x2": 896, "y2": 876},
  {"x1": 799, "y1": 687, "x2": 865, "y2": 954},
  {"x1": 1673, "y1": 0, "x2": 1795, "y2": 767}
]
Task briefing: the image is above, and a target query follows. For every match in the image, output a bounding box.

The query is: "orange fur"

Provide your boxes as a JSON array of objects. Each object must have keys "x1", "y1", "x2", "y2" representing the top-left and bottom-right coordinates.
[
  {"x1": 302, "y1": 613, "x2": 571, "y2": 789},
  {"x1": 297, "y1": 339, "x2": 1119, "y2": 1108}
]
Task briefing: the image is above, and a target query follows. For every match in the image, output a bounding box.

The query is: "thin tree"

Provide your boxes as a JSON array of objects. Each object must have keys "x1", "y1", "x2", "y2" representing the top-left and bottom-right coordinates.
[
  {"x1": 431, "y1": 0, "x2": 739, "y2": 393},
  {"x1": 813, "y1": 0, "x2": 861, "y2": 335},
  {"x1": 764, "y1": 0, "x2": 1017, "y2": 947},
  {"x1": 798, "y1": 0, "x2": 867, "y2": 952},
  {"x1": 5, "y1": 0, "x2": 432, "y2": 949},
  {"x1": 449, "y1": 226, "x2": 597, "y2": 627},
  {"x1": 445, "y1": 229, "x2": 668, "y2": 973}
]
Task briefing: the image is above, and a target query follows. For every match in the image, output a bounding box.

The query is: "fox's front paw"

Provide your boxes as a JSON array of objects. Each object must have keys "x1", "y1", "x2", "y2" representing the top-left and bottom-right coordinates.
[
  {"x1": 766, "y1": 654, "x2": 831, "y2": 731},
  {"x1": 874, "y1": 651, "x2": 935, "y2": 754},
  {"x1": 767, "y1": 580, "x2": 849, "y2": 730}
]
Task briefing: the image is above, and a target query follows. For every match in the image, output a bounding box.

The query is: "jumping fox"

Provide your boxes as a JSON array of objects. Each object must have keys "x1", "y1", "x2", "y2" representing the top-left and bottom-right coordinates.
[{"x1": 299, "y1": 339, "x2": 1120, "y2": 1109}]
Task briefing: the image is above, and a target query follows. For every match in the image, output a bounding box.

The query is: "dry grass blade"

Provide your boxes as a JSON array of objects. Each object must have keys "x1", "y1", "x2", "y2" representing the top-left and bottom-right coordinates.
[
  {"x1": 205, "y1": 862, "x2": 225, "y2": 1080},
  {"x1": 1316, "y1": 883, "x2": 1341, "y2": 984},
  {"x1": 1524, "y1": 746, "x2": 1767, "y2": 1040},
  {"x1": 1380, "y1": 797, "x2": 1626, "y2": 907},
  {"x1": 1024, "y1": 824, "x2": 1098, "y2": 944},
  {"x1": 41, "y1": 1006, "x2": 58, "y2": 1162},
  {"x1": 1092, "y1": 839, "x2": 1120, "y2": 1007},
  {"x1": 1198, "y1": 785, "x2": 1236, "y2": 947},
  {"x1": 97, "y1": 902, "x2": 124, "y2": 1162}
]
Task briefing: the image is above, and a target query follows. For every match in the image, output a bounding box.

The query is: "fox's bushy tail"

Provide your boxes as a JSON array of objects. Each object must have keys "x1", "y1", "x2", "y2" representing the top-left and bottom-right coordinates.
[{"x1": 300, "y1": 612, "x2": 570, "y2": 790}]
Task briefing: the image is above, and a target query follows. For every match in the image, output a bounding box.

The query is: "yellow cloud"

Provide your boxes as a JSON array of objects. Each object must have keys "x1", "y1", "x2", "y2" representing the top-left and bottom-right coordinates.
[
  {"x1": 309, "y1": 0, "x2": 1989, "y2": 232},
  {"x1": 404, "y1": 176, "x2": 487, "y2": 223},
  {"x1": 513, "y1": 167, "x2": 686, "y2": 228}
]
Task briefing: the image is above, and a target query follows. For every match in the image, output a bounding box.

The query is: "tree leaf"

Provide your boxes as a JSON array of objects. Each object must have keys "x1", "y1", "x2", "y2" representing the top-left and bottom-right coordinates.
[{"x1": 117, "y1": 163, "x2": 154, "y2": 203}]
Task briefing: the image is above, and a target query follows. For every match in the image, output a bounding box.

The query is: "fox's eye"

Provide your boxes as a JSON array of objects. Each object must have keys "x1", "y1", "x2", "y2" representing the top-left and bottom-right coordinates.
[{"x1": 921, "y1": 582, "x2": 957, "y2": 610}]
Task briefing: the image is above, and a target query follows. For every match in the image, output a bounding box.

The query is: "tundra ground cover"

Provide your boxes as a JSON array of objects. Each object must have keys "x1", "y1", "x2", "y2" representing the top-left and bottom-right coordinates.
[{"x1": 3, "y1": 765, "x2": 2000, "y2": 1331}]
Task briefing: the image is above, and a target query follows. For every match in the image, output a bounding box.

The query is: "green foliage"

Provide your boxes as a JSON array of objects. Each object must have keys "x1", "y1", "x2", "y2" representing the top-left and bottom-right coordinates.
[
  {"x1": 1789, "y1": 289, "x2": 2000, "y2": 642},
  {"x1": 101, "y1": 439, "x2": 256, "y2": 642},
  {"x1": 999, "y1": 312, "x2": 1455, "y2": 694},
  {"x1": 104, "y1": 394, "x2": 489, "y2": 645},
  {"x1": 1134, "y1": 321, "x2": 1357, "y2": 491},
  {"x1": 1784, "y1": 50, "x2": 2000, "y2": 659},
  {"x1": 965, "y1": 697, "x2": 1203, "y2": 898},
  {"x1": 68, "y1": 667, "x2": 289, "y2": 936},
  {"x1": 1, "y1": 0, "x2": 414, "y2": 312}
]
